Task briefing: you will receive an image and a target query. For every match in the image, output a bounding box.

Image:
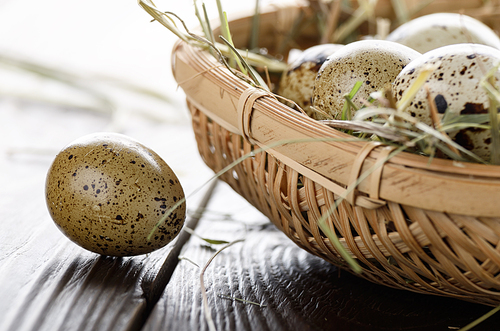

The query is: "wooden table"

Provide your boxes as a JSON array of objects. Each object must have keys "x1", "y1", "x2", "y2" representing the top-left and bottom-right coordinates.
[
  {"x1": 2, "y1": 1, "x2": 500, "y2": 330},
  {"x1": 2, "y1": 90, "x2": 500, "y2": 331}
]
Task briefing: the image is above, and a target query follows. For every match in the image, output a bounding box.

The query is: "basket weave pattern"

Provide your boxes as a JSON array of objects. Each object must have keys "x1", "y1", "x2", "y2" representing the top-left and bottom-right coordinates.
[
  {"x1": 189, "y1": 100, "x2": 500, "y2": 306},
  {"x1": 174, "y1": 2, "x2": 500, "y2": 306}
]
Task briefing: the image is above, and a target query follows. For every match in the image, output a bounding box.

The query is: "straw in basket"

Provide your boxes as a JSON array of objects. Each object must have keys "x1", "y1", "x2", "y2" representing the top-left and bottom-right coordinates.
[{"x1": 171, "y1": 0, "x2": 500, "y2": 306}]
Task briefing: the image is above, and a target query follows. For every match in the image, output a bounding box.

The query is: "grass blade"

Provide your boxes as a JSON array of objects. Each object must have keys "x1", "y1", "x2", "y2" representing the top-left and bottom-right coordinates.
[
  {"x1": 137, "y1": 0, "x2": 287, "y2": 72},
  {"x1": 391, "y1": 0, "x2": 409, "y2": 24},
  {"x1": 183, "y1": 226, "x2": 231, "y2": 245},
  {"x1": 249, "y1": 0, "x2": 260, "y2": 50},
  {"x1": 341, "y1": 81, "x2": 363, "y2": 121},
  {"x1": 480, "y1": 66, "x2": 500, "y2": 164},
  {"x1": 458, "y1": 305, "x2": 500, "y2": 331},
  {"x1": 219, "y1": 36, "x2": 269, "y2": 89},
  {"x1": 202, "y1": 3, "x2": 216, "y2": 45},
  {"x1": 215, "y1": 0, "x2": 246, "y2": 73},
  {"x1": 332, "y1": 0, "x2": 378, "y2": 43},
  {"x1": 194, "y1": 0, "x2": 210, "y2": 41},
  {"x1": 218, "y1": 294, "x2": 267, "y2": 307},
  {"x1": 200, "y1": 239, "x2": 245, "y2": 331},
  {"x1": 396, "y1": 62, "x2": 440, "y2": 112}
]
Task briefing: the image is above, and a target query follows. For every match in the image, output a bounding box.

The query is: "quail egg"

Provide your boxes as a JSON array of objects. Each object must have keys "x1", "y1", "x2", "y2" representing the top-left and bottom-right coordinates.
[
  {"x1": 392, "y1": 43, "x2": 500, "y2": 161},
  {"x1": 312, "y1": 40, "x2": 421, "y2": 119},
  {"x1": 45, "y1": 132, "x2": 186, "y2": 257},
  {"x1": 386, "y1": 13, "x2": 500, "y2": 53},
  {"x1": 278, "y1": 43, "x2": 344, "y2": 118}
]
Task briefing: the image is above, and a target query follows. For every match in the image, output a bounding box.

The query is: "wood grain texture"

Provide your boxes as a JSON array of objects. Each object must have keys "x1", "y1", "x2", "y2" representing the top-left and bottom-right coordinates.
[
  {"x1": 0, "y1": 99, "x2": 214, "y2": 331},
  {"x1": 143, "y1": 187, "x2": 500, "y2": 331},
  {"x1": 3, "y1": 100, "x2": 500, "y2": 331},
  {"x1": 0, "y1": 151, "x2": 171, "y2": 331}
]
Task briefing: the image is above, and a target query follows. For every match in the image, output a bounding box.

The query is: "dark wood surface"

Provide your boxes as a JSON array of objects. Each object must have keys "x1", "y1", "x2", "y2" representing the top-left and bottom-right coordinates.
[
  {"x1": 3, "y1": 99, "x2": 500, "y2": 331},
  {"x1": 143, "y1": 184, "x2": 500, "y2": 331}
]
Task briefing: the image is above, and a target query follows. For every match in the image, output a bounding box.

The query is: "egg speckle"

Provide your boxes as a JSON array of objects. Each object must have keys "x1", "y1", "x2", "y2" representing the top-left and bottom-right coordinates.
[
  {"x1": 45, "y1": 132, "x2": 186, "y2": 257},
  {"x1": 312, "y1": 40, "x2": 420, "y2": 119},
  {"x1": 278, "y1": 43, "x2": 344, "y2": 118},
  {"x1": 386, "y1": 13, "x2": 500, "y2": 53},
  {"x1": 393, "y1": 43, "x2": 500, "y2": 161}
]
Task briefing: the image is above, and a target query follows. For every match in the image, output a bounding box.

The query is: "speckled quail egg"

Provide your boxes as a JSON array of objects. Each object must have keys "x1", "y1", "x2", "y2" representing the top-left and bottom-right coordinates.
[
  {"x1": 386, "y1": 13, "x2": 500, "y2": 53},
  {"x1": 392, "y1": 43, "x2": 500, "y2": 161},
  {"x1": 278, "y1": 43, "x2": 344, "y2": 118},
  {"x1": 312, "y1": 40, "x2": 421, "y2": 119},
  {"x1": 45, "y1": 132, "x2": 186, "y2": 257}
]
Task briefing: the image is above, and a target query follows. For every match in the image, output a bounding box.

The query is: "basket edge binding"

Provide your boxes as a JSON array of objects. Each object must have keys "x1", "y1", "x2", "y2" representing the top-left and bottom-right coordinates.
[
  {"x1": 187, "y1": 98, "x2": 500, "y2": 307},
  {"x1": 170, "y1": 3, "x2": 500, "y2": 306},
  {"x1": 172, "y1": 38, "x2": 500, "y2": 218}
]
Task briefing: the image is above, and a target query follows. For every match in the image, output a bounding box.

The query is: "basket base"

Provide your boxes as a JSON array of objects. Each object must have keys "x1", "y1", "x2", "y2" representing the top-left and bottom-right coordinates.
[{"x1": 188, "y1": 99, "x2": 500, "y2": 307}]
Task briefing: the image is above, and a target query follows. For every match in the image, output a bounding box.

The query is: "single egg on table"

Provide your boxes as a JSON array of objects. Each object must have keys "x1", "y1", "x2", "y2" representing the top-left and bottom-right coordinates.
[{"x1": 45, "y1": 132, "x2": 186, "y2": 257}]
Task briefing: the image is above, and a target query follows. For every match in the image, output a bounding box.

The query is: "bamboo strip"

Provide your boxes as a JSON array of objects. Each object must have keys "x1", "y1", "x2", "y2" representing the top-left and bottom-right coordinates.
[{"x1": 177, "y1": 2, "x2": 500, "y2": 306}]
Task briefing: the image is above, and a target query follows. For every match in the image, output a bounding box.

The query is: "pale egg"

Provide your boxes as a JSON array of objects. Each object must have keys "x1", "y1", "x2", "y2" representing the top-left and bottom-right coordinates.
[
  {"x1": 386, "y1": 13, "x2": 500, "y2": 53},
  {"x1": 312, "y1": 40, "x2": 420, "y2": 119}
]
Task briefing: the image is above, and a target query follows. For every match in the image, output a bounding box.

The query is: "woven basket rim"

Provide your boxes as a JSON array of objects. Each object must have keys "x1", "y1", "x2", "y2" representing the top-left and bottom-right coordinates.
[{"x1": 171, "y1": 3, "x2": 500, "y2": 218}]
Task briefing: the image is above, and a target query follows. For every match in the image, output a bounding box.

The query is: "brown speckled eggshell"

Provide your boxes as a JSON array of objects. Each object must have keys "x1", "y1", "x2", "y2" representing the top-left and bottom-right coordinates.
[
  {"x1": 312, "y1": 40, "x2": 421, "y2": 120},
  {"x1": 278, "y1": 43, "x2": 344, "y2": 118},
  {"x1": 45, "y1": 132, "x2": 186, "y2": 257},
  {"x1": 392, "y1": 43, "x2": 500, "y2": 161}
]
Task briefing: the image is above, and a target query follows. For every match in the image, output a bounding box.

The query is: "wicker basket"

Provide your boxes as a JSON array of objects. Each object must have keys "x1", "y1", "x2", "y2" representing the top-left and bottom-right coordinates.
[{"x1": 172, "y1": 1, "x2": 500, "y2": 306}]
